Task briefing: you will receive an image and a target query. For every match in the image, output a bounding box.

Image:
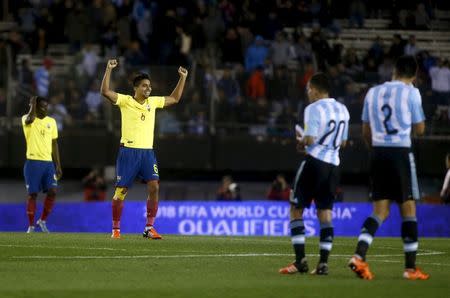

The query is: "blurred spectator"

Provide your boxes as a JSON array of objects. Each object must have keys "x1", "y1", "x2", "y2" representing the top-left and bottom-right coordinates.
[
  {"x1": 441, "y1": 154, "x2": 450, "y2": 204},
  {"x1": 414, "y1": 3, "x2": 431, "y2": 30},
  {"x1": 378, "y1": 57, "x2": 394, "y2": 82},
  {"x1": 267, "y1": 174, "x2": 290, "y2": 201},
  {"x1": 34, "y1": 58, "x2": 52, "y2": 98},
  {"x1": 217, "y1": 66, "x2": 240, "y2": 106},
  {"x1": 389, "y1": 34, "x2": 406, "y2": 60},
  {"x1": 18, "y1": 58, "x2": 34, "y2": 87},
  {"x1": 309, "y1": 25, "x2": 331, "y2": 70},
  {"x1": 174, "y1": 25, "x2": 192, "y2": 67},
  {"x1": 217, "y1": 175, "x2": 241, "y2": 201},
  {"x1": 343, "y1": 48, "x2": 363, "y2": 79},
  {"x1": 65, "y1": 2, "x2": 88, "y2": 53},
  {"x1": 157, "y1": 110, "x2": 182, "y2": 135},
  {"x1": 429, "y1": 59, "x2": 450, "y2": 107},
  {"x1": 404, "y1": 35, "x2": 419, "y2": 56},
  {"x1": 80, "y1": 44, "x2": 100, "y2": 79},
  {"x1": 84, "y1": 80, "x2": 102, "y2": 120},
  {"x1": 221, "y1": 27, "x2": 243, "y2": 65},
  {"x1": 203, "y1": 7, "x2": 225, "y2": 59},
  {"x1": 270, "y1": 31, "x2": 291, "y2": 67},
  {"x1": 48, "y1": 91, "x2": 71, "y2": 131},
  {"x1": 187, "y1": 110, "x2": 207, "y2": 135},
  {"x1": 368, "y1": 36, "x2": 385, "y2": 65},
  {"x1": 124, "y1": 41, "x2": 147, "y2": 67},
  {"x1": 349, "y1": 0, "x2": 366, "y2": 28},
  {"x1": 292, "y1": 33, "x2": 314, "y2": 66},
  {"x1": 245, "y1": 35, "x2": 269, "y2": 72},
  {"x1": 82, "y1": 168, "x2": 107, "y2": 202},
  {"x1": 246, "y1": 66, "x2": 266, "y2": 100},
  {"x1": 132, "y1": 0, "x2": 152, "y2": 45}
]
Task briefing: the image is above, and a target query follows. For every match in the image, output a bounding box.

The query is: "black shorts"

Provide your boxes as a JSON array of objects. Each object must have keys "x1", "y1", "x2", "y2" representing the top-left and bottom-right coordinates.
[
  {"x1": 370, "y1": 147, "x2": 420, "y2": 203},
  {"x1": 290, "y1": 155, "x2": 338, "y2": 210}
]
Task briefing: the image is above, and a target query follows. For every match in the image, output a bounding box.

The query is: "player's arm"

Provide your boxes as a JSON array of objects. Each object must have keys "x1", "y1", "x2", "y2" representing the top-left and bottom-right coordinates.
[
  {"x1": 362, "y1": 122, "x2": 372, "y2": 147},
  {"x1": 52, "y1": 139, "x2": 62, "y2": 180},
  {"x1": 410, "y1": 88, "x2": 426, "y2": 137},
  {"x1": 100, "y1": 59, "x2": 119, "y2": 104},
  {"x1": 412, "y1": 122, "x2": 425, "y2": 136},
  {"x1": 164, "y1": 67, "x2": 188, "y2": 107},
  {"x1": 24, "y1": 96, "x2": 38, "y2": 125}
]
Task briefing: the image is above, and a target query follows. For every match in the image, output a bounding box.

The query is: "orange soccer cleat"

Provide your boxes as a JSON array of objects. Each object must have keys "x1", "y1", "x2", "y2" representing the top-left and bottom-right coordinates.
[
  {"x1": 279, "y1": 259, "x2": 309, "y2": 274},
  {"x1": 348, "y1": 256, "x2": 374, "y2": 280},
  {"x1": 143, "y1": 226, "x2": 162, "y2": 240},
  {"x1": 111, "y1": 229, "x2": 121, "y2": 239},
  {"x1": 403, "y1": 268, "x2": 430, "y2": 280}
]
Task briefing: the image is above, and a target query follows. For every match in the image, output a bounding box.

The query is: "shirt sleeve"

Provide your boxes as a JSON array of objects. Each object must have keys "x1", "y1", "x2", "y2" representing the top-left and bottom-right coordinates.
[
  {"x1": 304, "y1": 105, "x2": 320, "y2": 137},
  {"x1": 361, "y1": 88, "x2": 373, "y2": 123},
  {"x1": 150, "y1": 96, "x2": 165, "y2": 109},
  {"x1": 52, "y1": 119, "x2": 58, "y2": 139},
  {"x1": 409, "y1": 88, "x2": 425, "y2": 123},
  {"x1": 114, "y1": 93, "x2": 128, "y2": 107}
]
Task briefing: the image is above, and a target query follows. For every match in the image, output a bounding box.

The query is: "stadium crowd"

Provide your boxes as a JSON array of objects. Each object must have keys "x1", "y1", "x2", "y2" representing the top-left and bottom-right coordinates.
[{"x1": 0, "y1": 0, "x2": 449, "y2": 135}]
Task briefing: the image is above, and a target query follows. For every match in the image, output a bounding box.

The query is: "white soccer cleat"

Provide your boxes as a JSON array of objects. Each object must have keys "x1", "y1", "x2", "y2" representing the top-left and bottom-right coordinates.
[
  {"x1": 36, "y1": 219, "x2": 49, "y2": 233},
  {"x1": 26, "y1": 226, "x2": 35, "y2": 233}
]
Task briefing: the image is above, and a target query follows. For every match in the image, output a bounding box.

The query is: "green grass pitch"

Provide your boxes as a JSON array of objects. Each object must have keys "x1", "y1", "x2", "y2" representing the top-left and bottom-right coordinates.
[{"x1": 0, "y1": 233, "x2": 448, "y2": 298}]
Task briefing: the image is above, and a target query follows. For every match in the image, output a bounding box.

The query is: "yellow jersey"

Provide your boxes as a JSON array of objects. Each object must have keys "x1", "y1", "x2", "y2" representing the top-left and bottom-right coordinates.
[
  {"x1": 22, "y1": 115, "x2": 58, "y2": 161},
  {"x1": 115, "y1": 93, "x2": 165, "y2": 149}
]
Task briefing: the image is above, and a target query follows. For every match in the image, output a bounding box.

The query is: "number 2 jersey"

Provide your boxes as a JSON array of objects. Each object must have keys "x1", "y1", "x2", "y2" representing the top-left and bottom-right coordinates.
[
  {"x1": 362, "y1": 81, "x2": 425, "y2": 148},
  {"x1": 304, "y1": 98, "x2": 350, "y2": 166}
]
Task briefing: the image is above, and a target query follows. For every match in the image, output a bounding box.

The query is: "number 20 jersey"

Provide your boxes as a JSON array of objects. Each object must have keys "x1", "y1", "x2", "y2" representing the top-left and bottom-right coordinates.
[
  {"x1": 362, "y1": 81, "x2": 425, "y2": 148},
  {"x1": 304, "y1": 98, "x2": 350, "y2": 166}
]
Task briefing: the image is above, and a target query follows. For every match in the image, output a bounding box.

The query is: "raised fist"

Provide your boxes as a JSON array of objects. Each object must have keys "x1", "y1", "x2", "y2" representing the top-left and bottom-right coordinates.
[{"x1": 107, "y1": 59, "x2": 118, "y2": 69}]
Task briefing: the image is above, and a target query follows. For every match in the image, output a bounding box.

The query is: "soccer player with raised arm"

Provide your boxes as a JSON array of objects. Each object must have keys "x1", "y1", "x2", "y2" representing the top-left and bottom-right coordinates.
[
  {"x1": 22, "y1": 96, "x2": 62, "y2": 233},
  {"x1": 348, "y1": 56, "x2": 429, "y2": 280},
  {"x1": 279, "y1": 73, "x2": 350, "y2": 275},
  {"x1": 101, "y1": 59, "x2": 188, "y2": 239}
]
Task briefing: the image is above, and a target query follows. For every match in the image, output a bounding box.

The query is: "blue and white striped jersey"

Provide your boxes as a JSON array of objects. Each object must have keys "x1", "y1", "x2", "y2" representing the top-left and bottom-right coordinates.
[
  {"x1": 304, "y1": 98, "x2": 350, "y2": 166},
  {"x1": 362, "y1": 81, "x2": 425, "y2": 148}
]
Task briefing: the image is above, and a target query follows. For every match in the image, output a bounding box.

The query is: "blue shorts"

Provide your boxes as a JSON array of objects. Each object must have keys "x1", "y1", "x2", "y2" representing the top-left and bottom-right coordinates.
[
  {"x1": 23, "y1": 160, "x2": 58, "y2": 194},
  {"x1": 116, "y1": 147, "x2": 159, "y2": 188}
]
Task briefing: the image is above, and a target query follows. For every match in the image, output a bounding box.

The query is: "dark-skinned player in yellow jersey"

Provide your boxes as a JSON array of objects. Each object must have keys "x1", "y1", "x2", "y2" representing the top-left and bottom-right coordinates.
[{"x1": 101, "y1": 59, "x2": 188, "y2": 239}]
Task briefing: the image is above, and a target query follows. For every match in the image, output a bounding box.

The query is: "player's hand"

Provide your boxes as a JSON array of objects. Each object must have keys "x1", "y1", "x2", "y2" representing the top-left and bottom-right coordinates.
[
  {"x1": 178, "y1": 66, "x2": 188, "y2": 78},
  {"x1": 107, "y1": 59, "x2": 118, "y2": 70},
  {"x1": 56, "y1": 167, "x2": 63, "y2": 180}
]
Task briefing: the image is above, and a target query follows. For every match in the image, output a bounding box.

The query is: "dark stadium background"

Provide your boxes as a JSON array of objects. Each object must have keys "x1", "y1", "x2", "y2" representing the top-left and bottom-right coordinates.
[{"x1": 0, "y1": 0, "x2": 449, "y2": 202}]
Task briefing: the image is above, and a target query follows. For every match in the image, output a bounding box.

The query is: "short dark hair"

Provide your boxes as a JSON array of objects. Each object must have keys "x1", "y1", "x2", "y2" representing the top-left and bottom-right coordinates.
[
  {"x1": 394, "y1": 56, "x2": 418, "y2": 78},
  {"x1": 36, "y1": 96, "x2": 47, "y2": 105},
  {"x1": 133, "y1": 73, "x2": 150, "y2": 87},
  {"x1": 309, "y1": 72, "x2": 330, "y2": 94}
]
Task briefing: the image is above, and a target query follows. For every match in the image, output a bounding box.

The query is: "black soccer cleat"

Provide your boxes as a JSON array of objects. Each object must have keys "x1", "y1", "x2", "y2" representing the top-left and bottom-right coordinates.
[{"x1": 311, "y1": 263, "x2": 329, "y2": 275}]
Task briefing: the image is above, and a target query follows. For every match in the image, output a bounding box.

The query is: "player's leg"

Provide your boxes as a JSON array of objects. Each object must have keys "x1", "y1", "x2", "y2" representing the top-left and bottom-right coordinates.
[
  {"x1": 355, "y1": 200, "x2": 389, "y2": 260},
  {"x1": 310, "y1": 161, "x2": 337, "y2": 275},
  {"x1": 26, "y1": 193, "x2": 37, "y2": 233},
  {"x1": 36, "y1": 162, "x2": 58, "y2": 233},
  {"x1": 23, "y1": 160, "x2": 42, "y2": 233},
  {"x1": 399, "y1": 152, "x2": 429, "y2": 280},
  {"x1": 279, "y1": 159, "x2": 313, "y2": 274},
  {"x1": 143, "y1": 180, "x2": 162, "y2": 239},
  {"x1": 140, "y1": 150, "x2": 162, "y2": 239},
  {"x1": 111, "y1": 187, "x2": 127, "y2": 238},
  {"x1": 111, "y1": 147, "x2": 138, "y2": 239}
]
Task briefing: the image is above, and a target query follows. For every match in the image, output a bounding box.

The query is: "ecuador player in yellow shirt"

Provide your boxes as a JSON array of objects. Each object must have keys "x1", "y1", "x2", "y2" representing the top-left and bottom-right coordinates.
[
  {"x1": 22, "y1": 96, "x2": 62, "y2": 233},
  {"x1": 101, "y1": 59, "x2": 188, "y2": 239}
]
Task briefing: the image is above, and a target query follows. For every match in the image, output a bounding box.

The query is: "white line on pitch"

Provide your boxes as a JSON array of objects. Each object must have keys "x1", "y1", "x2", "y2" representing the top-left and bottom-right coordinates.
[
  {"x1": 0, "y1": 244, "x2": 126, "y2": 251},
  {"x1": 11, "y1": 250, "x2": 444, "y2": 260}
]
